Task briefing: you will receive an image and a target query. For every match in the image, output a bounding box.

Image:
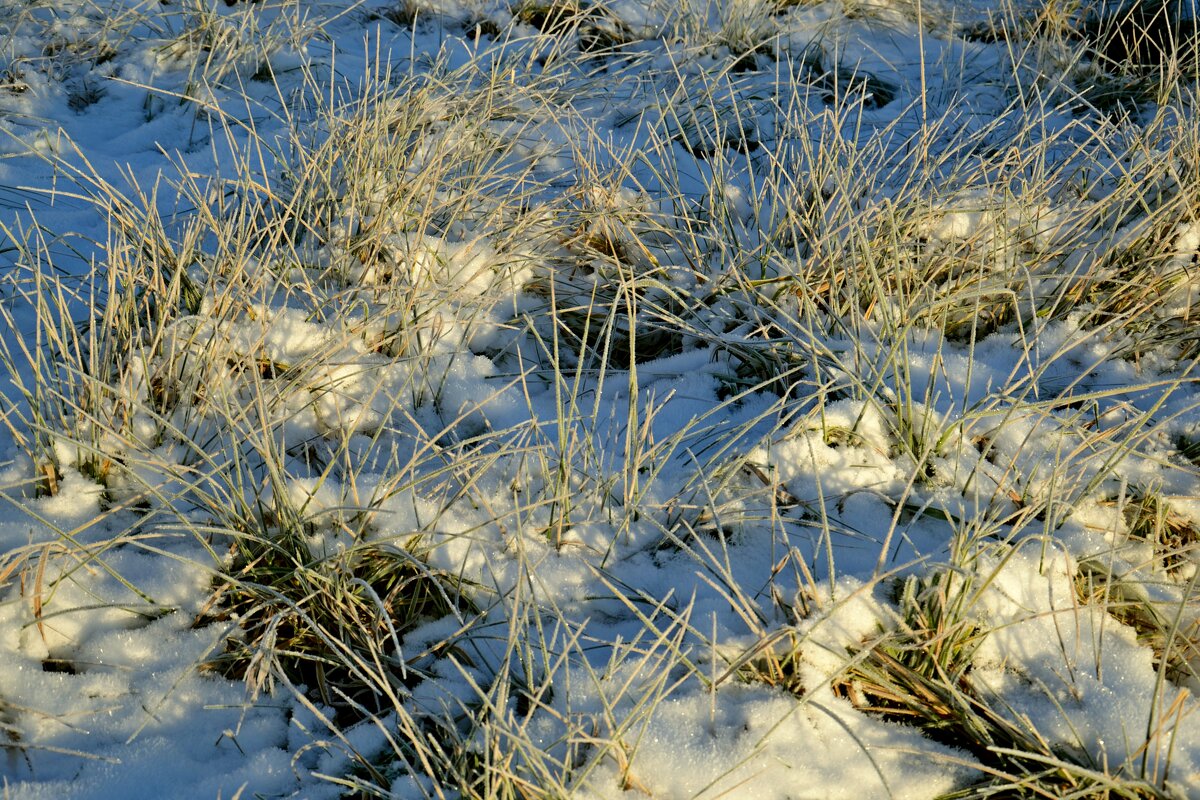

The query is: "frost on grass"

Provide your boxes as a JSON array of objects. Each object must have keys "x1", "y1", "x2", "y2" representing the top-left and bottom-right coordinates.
[{"x1": 1, "y1": 0, "x2": 1200, "y2": 797}]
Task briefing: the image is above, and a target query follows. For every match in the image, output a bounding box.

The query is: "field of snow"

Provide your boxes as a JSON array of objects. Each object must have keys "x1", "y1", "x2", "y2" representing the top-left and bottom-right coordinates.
[{"x1": 1, "y1": 0, "x2": 1199, "y2": 797}]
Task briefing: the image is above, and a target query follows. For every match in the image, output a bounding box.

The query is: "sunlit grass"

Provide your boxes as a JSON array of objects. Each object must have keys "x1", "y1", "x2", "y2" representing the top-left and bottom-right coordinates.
[{"x1": 1, "y1": 0, "x2": 1200, "y2": 797}]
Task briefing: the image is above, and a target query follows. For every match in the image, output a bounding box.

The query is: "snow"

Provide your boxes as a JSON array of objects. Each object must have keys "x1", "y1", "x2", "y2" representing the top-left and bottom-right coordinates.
[{"x1": 1, "y1": 0, "x2": 1199, "y2": 797}]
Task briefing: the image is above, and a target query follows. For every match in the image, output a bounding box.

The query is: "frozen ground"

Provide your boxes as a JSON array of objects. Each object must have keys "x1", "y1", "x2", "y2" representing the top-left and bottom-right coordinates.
[{"x1": 0, "y1": 0, "x2": 1199, "y2": 797}]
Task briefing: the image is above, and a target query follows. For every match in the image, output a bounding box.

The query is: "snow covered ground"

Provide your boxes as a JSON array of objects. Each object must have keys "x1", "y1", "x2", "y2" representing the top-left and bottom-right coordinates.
[{"x1": 1, "y1": 0, "x2": 1199, "y2": 797}]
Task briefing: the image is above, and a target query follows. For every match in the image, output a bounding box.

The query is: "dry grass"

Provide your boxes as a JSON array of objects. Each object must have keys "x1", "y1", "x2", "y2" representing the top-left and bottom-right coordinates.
[{"x1": 2, "y1": 0, "x2": 1200, "y2": 796}]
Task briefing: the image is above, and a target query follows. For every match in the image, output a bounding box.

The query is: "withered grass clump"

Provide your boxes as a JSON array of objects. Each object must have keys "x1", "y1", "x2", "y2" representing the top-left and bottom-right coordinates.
[
  {"x1": 832, "y1": 570, "x2": 1171, "y2": 799},
  {"x1": 200, "y1": 533, "x2": 471, "y2": 723}
]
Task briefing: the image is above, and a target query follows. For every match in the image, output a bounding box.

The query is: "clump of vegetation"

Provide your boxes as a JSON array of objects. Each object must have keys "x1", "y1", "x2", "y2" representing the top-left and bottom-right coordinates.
[
  {"x1": 832, "y1": 567, "x2": 1174, "y2": 798},
  {"x1": 201, "y1": 533, "x2": 470, "y2": 721}
]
